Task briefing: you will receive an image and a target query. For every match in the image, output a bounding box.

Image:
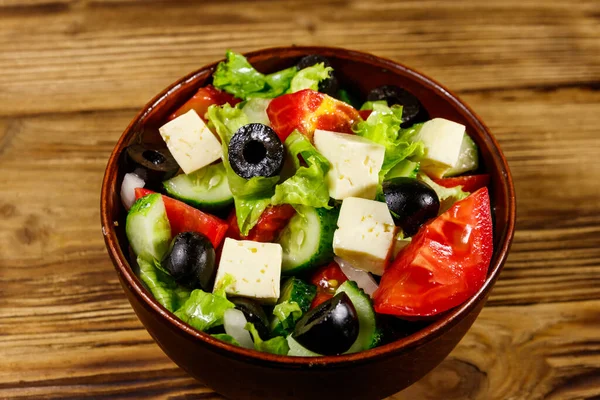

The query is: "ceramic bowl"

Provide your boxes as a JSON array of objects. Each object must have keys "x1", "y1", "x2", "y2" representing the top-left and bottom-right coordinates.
[{"x1": 101, "y1": 46, "x2": 516, "y2": 400}]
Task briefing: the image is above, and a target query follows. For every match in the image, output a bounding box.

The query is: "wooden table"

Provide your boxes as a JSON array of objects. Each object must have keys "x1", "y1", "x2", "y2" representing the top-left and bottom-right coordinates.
[{"x1": 1, "y1": 1, "x2": 599, "y2": 398}]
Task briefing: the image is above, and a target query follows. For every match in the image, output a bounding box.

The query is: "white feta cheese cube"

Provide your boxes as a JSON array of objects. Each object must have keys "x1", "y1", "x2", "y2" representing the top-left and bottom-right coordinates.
[
  {"x1": 333, "y1": 197, "x2": 396, "y2": 276},
  {"x1": 313, "y1": 129, "x2": 385, "y2": 200},
  {"x1": 158, "y1": 109, "x2": 222, "y2": 174},
  {"x1": 213, "y1": 238, "x2": 282, "y2": 304},
  {"x1": 416, "y1": 118, "x2": 465, "y2": 178}
]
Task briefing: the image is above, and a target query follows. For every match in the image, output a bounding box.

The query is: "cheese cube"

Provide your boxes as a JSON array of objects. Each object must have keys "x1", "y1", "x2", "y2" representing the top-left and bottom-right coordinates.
[
  {"x1": 416, "y1": 118, "x2": 465, "y2": 178},
  {"x1": 213, "y1": 238, "x2": 282, "y2": 304},
  {"x1": 333, "y1": 197, "x2": 396, "y2": 276},
  {"x1": 313, "y1": 129, "x2": 385, "y2": 200},
  {"x1": 158, "y1": 109, "x2": 222, "y2": 174}
]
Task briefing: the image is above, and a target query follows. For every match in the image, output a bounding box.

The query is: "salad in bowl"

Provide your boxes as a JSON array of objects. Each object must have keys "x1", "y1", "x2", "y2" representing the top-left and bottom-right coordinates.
[{"x1": 120, "y1": 50, "x2": 493, "y2": 357}]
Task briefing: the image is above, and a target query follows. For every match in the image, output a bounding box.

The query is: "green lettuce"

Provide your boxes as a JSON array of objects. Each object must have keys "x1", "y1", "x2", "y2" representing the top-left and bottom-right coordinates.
[
  {"x1": 207, "y1": 104, "x2": 279, "y2": 235},
  {"x1": 174, "y1": 274, "x2": 236, "y2": 332},
  {"x1": 353, "y1": 102, "x2": 424, "y2": 184},
  {"x1": 137, "y1": 256, "x2": 191, "y2": 312},
  {"x1": 271, "y1": 131, "x2": 331, "y2": 209},
  {"x1": 418, "y1": 173, "x2": 469, "y2": 213},
  {"x1": 245, "y1": 323, "x2": 289, "y2": 355},
  {"x1": 213, "y1": 50, "x2": 297, "y2": 100},
  {"x1": 272, "y1": 301, "x2": 303, "y2": 332},
  {"x1": 211, "y1": 333, "x2": 241, "y2": 346},
  {"x1": 288, "y1": 63, "x2": 333, "y2": 93}
]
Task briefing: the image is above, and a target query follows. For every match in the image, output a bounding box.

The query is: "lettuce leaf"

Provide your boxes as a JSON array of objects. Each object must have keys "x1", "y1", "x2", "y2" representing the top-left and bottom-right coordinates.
[
  {"x1": 211, "y1": 333, "x2": 241, "y2": 346},
  {"x1": 273, "y1": 301, "x2": 303, "y2": 329},
  {"x1": 207, "y1": 104, "x2": 278, "y2": 235},
  {"x1": 271, "y1": 131, "x2": 331, "y2": 209},
  {"x1": 137, "y1": 256, "x2": 191, "y2": 312},
  {"x1": 353, "y1": 102, "x2": 424, "y2": 183},
  {"x1": 245, "y1": 322, "x2": 290, "y2": 355},
  {"x1": 174, "y1": 274, "x2": 236, "y2": 332},
  {"x1": 418, "y1": 173, "x2": 469, "y2": 213},
  {"x1": 213, "y1": 50, "x2": 297, "y2": 100},
  {"x1": 288, "y1": 63, "x2": 333, "y2": 93}
]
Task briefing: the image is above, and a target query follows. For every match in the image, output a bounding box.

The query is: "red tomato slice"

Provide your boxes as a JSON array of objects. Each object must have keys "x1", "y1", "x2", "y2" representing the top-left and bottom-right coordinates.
[
  {"x1": 134, "y1": 188, "x2": 228, "y2": 248},
  {"x1": 358, "y1": 109, "x2": 373, "y2": 120},
  {"x1": 266, "y1": 89, "x2": 360, "y2": 142},
  {"x1": 169, "y1": 85, "x2": 241, "y2": 121},
  {"x1": 434, "y1": 174, "x2": 490, "y2": 193},
  {"x1": 373, "y1": 187, "x2": 493, "y2": 318},
  {"x1": 309, "y1": 261, "x2": 348, "y2": 309},
  {"x1": 226, "y1": 204, "x2": 296, "y2": 243}
]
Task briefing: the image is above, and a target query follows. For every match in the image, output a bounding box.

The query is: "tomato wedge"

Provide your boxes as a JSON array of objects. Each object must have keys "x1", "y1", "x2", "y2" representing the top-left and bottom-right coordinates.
[
  {"x1": 134, "y1": 188, "x2": 228, "y2": 248},
  {"x1": 309, "y1": 261, "x2": 348, "y2": 309},
  {"x1": 358, "y1": 109, "x2": 373, "y2": 120},
  {"x1": 169, "y1": 84, "x2": 241, "y2": 121},
  {"x1": 434, "y1": 174, "x2": 490, "y2": 193},
  {"x1": 373, "y1": 187, "x2": 493, "y2": 318},
  {"x1": 266, "y1": 89, "x2": 360, "y2": 142},
  {"x1": 226, "y1": 204, "x2": 296, "y2": 243}
]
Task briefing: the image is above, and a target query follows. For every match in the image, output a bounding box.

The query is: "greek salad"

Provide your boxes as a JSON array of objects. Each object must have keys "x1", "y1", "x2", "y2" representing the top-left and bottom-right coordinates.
[{"x1": 122, "y1": 50, "x2": 493, "y2": 356}]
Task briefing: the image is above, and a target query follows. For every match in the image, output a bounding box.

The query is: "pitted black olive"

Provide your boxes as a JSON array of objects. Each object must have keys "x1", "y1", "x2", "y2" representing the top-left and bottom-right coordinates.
[
  {"x1": 382, "y1": 177, "x2": 440, "y2": 237},
  {"x1": 124, "y1": 144, "x2": 179, "y2": 187},
  {"x1": 230, "y1": 297, "x2": 270, "y2": 340},
  {"x1": 367, "y1": 85, "x2": 429, "y2": 128},
  {"x1": 293, "y1": 292, "x2": 359, "y2": 355},
  {"x1": 163, "y1": 231, "x2": 216, "y2": 291},
  {"x1": 228, "y1": 123, "x2": 284, "y2": 179},
  {"x1": 296, "y1": 54, "x2": 339, "y2": 97}
]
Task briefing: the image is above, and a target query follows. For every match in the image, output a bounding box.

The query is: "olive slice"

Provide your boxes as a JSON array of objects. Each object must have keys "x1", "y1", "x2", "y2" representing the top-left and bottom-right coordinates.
[
  {"x1": 230, "y1": 297, "x2": 270, "y2": 340},
  {"x1": 124, "y1": 144, "x2": 179, "y2": 187},
  {"x1": 366, "y1": 85, "x2": 429, "y2": 128},
  {"x1": 228, "y1": 123, "x2": 284, "y2": 179},
  {"x1": 162, "y1": 231, "x2": 216, "y2": 291},
  {"x1": 382, "y1": 177, "x2": 440, "y2": 237},
  {"x1": 293, "y1": 292, "x2": 359, "y2": 355}
]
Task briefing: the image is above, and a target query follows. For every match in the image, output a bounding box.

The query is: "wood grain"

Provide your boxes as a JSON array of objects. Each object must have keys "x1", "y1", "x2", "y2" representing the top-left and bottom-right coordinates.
[{"x1": 0, "y1": 0, "x2": 599, "y2": 399}]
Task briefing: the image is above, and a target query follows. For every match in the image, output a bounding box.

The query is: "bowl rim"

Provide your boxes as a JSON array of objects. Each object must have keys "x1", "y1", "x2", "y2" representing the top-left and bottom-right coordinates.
[{"x1": 101, "y1": 45, "x2": 516, "y2": 368}]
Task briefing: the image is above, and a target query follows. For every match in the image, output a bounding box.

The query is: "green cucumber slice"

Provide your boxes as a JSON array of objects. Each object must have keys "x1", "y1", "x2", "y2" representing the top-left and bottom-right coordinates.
[
  {"x1": 444, "y1": 134, "x2": 479, "y2": 177},
  {"x1": 286, "y1": 335, "x2": 321, "y2": 357},
  {"x1": 163, "y1": 163, "x2": 233, "y2": 210},
  {"x1": 126, "y1": 193, "x2": 171, "y2": 262},
  {"x1": 336, "y1": 280, "x2": 378, "y2": 353},
  {"x1": 278, "y1": 206, "x2": 338, "y2": 275}
]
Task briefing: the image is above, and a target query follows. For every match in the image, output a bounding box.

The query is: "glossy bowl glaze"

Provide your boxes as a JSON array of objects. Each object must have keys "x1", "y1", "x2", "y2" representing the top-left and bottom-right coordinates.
[{"x1": 101, "y1": 46, "x2": 516, "y2": 400}]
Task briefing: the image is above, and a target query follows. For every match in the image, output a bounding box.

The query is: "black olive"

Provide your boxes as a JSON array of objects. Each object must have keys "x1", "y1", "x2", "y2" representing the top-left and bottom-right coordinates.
[
  {"x1": 230, "y1": 297, "x2": 270, "y2": 340},
  {"x1": 162, "y1": 232, "x2": 216, "y2": 291},
  {"x1": 382, "y1": 177, "x2": 440, "y2": 237},
  {"x1": 228, "y1": 123, "x2": 284, "y2": 179},
  {"x1": 292, "y1": 292, "x2": 359, "y2": 355},
  {"x1": 366, "y1": 85, "x2": 429, "y2": 128},
  {"x1": 124, "y1": 144, "x2": 179, "y2": 188},
  {"x1": 296, "y1": 54, "x2": 339, "y2": 97}
]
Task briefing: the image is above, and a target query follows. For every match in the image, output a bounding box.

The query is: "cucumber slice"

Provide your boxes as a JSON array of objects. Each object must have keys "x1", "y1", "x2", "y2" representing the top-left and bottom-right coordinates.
[
  {"x1": 444, "y1": 134, "x2": 479, "y2": 177},
  {"x1": 287, "y1": 335, "x2": 321, "y2": 357},
  {"x1": 386, "y1": 159, "x2": 420, "y2": 180},
  {"x1": 269, "y1": 277, "x2": 316, "y2": 337},
  {"x1": 336, "y1": 280, "x2": 378, "y2": 353},
  {"x1": 278, "y1": 206, "x2": 338, "y2": 275},
  {"x1": 163, "y1": 163, "x2": 233, "y2": 210},
  {"x1": 126, "y1": 193, "x2": 171, "y2": 262}
]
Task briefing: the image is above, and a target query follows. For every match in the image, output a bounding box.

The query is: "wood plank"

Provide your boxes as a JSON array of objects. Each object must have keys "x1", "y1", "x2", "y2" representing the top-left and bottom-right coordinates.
[{"x1": 0, "y1": 0, "x2": 598, "y2": 116}]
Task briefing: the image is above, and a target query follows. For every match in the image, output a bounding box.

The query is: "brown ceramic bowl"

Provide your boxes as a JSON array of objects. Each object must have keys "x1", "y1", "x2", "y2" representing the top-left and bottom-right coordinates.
[{"x1": 101, "y1": 46, "x2": 516, "y2": 400}]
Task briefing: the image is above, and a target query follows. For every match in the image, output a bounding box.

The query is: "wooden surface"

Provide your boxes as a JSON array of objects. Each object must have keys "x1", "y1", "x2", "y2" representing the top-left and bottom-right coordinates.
[{"x1": 1, "y1": 0, "x2": 599, "y2": 398}]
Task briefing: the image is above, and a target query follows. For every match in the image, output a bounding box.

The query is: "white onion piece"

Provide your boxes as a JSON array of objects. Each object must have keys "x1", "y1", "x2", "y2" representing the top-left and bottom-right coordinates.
[
  {"x1": 223, "y1": 308, "x2": 254, "y2": 349},
  {"x1": 120, "y1": 172, "x2": 145, "y2": 210},
  {"x1": 335, "y1": 256, "x2": 379, "y2": 297}
]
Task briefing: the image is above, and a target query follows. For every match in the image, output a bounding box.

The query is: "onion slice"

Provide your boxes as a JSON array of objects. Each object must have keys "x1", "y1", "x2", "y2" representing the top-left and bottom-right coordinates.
[
  {"x1": 121, "y1": 172, "x2": 145, "y2": 210},
  {"x1": 223, "y1": 308, "x2": 254, "y2": 349},
  {"x1": 335, "y1": 256, "x2": 379, "y2": 297}
]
